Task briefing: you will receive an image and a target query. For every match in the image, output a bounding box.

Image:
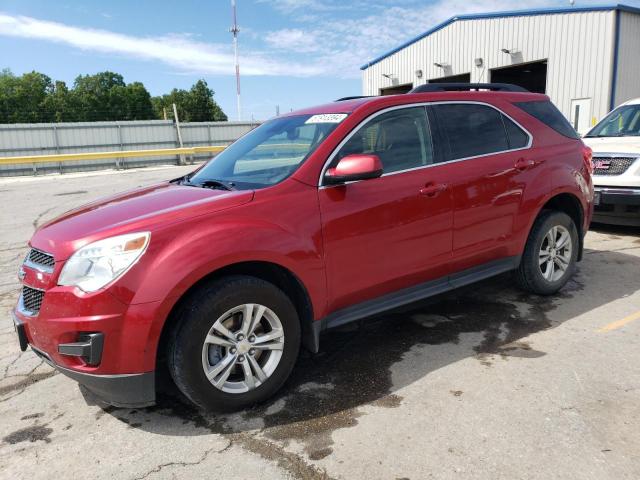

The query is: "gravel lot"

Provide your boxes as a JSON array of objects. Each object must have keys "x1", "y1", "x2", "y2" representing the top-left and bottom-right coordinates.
[{"x1": 0, "y1": 166, "x2": 639, "y2": 480}]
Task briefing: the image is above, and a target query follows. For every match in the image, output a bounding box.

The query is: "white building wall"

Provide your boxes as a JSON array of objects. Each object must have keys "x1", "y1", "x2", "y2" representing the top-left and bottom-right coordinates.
[
  {"x1": 362, "y1": 11, "x2": 617, "y2": 123},
  {"x1": 614, "y1": 11, "x2": 640, "y2": 108}
]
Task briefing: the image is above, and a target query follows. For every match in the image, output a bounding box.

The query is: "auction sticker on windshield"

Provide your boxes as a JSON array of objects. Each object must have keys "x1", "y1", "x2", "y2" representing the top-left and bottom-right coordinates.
[{"x1": 305, "y1": 113, "x2": 348, "y2": 124}]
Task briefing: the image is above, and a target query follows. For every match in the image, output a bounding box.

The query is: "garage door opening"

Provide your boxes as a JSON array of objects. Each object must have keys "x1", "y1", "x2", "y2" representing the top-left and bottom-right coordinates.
[
  {"x1": 490, "y1": 60, "x2": 547, "y2": 93},
  {"x1": 380, "y1": 83, "x2": 413, "y2": 95},
  {"x1": 429, "y1": 73, "x2": 471, "y2": 84}
]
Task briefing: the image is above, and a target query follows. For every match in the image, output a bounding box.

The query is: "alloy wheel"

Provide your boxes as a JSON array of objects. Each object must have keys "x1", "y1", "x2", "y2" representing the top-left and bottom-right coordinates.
[
  {"x1": 538, "y1": 225, "x2": 572, "y2": 282},
  {"x1": 201, "y1": 303, "x2": 284, "y2": 394}
]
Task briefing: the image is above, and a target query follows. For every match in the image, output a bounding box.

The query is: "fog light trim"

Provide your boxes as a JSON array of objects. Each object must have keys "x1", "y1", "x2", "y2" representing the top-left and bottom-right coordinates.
[{"x1": 58, "y1": 333, "x2": 104, "y2": 366}]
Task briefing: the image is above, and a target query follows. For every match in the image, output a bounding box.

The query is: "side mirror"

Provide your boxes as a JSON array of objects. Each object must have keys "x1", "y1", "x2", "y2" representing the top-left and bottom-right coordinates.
[{"x1": 324, "y1": 154, "x2": 383, "y2": 185}]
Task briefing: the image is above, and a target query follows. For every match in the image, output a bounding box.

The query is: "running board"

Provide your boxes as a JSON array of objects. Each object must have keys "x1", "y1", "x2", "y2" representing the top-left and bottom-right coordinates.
[{"x1": 309, "y1": 256, "x2": 521, "y2": 352}]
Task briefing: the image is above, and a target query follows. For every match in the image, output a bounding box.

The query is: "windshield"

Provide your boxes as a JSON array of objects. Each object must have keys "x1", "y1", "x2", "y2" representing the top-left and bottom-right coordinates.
[
  {"x1": 188, "y1": 114, "x2": 347, "y2": 189},
  {"x1": 586, "y1": 104, "x2": 640, "y2": 137}
]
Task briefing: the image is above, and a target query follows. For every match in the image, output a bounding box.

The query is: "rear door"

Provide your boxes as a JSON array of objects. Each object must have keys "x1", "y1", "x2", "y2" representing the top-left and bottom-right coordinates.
[
  {"x1": 318, "y1": 106, "x2": 453, "y2": 313},
  {"x1": 430, "y1": 102, "x2": 536, "y2": 272}
]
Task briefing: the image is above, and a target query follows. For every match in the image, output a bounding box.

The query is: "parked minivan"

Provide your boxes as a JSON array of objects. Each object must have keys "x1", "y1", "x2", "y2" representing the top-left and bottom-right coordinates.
[{"x1": 13, "y1": 84, "x2": 594, "y2": 410}]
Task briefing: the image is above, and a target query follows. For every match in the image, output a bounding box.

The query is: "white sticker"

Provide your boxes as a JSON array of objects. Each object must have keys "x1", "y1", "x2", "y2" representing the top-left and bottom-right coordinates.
[{"x1": 305, "y1": 113, "x2": 348, "y2": 124}]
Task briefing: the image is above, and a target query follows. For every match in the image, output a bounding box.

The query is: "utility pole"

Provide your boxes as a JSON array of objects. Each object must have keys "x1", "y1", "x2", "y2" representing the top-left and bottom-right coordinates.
[
  {"x1": 172, "y1": 103, "x2": 185, "y2": 165},
  {"x1": 230, "y1": 0, "x2": 242, "y2": 121}
]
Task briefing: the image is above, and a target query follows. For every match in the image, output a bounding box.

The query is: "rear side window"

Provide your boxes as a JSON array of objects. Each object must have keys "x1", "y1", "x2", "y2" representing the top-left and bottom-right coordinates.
[
  {"x1": 502, "y1": 115, "x2": 529, "y2": 148},
  {"x1": 433, "y1": 104, "x2": 509, "y2": 160},
  {"x1": 515, "y1": 100, "x2": 579, "y2": 139}
]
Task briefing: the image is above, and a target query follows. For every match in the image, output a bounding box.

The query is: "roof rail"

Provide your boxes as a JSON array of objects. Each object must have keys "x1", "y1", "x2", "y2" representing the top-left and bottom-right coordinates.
[
  {"x1": 410, "y1": 83, "x2": 528, "y2": 93},
  {"x1": 335, "y1": 95, "x2": 375, "y2": 101}
]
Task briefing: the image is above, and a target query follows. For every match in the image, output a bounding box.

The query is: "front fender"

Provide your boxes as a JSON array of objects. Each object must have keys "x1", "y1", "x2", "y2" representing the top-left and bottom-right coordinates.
[
  {"x1": 107, "y1": 190, "x2": 326, "y2": 370},
  {"x1": 115, "y1": 213, "x2": 325, "y2": 304}
]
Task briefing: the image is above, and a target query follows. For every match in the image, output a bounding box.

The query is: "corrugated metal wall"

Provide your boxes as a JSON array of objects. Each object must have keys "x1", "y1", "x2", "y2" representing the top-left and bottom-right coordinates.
[
  {"x1": 362, "y1": 10, "x2": 618, "y2": 123},
  {"x1": 0, "y1": 120, "x2": 257, "y2": 176},
  {"x1": 615, "y1": 11, "x2": 640, "y2": 108}
]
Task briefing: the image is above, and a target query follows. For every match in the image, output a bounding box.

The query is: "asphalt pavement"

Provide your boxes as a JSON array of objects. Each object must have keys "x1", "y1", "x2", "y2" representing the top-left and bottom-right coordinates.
[{"x1": 1, "y1": 166, "x2": 639, "y2": 480}]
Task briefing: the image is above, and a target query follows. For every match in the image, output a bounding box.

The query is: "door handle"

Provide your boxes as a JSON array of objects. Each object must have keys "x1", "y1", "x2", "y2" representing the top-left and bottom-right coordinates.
[
  {"x1": 514, "y1": 158, "x2": 536, "y2": 171},
  {"x1": 419, "y1": 183, "x2": 447, "y2": 197}
]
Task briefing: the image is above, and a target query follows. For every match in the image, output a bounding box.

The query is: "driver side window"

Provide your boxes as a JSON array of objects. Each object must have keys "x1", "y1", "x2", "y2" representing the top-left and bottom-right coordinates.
[{"x1": 335, "y1": 107, "x2": 433, "y2": 174}]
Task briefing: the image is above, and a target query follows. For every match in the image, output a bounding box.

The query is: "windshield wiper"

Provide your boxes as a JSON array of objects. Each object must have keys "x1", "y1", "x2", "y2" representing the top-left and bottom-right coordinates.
[
  {"x1": 183, "y1": 179, "x2": 235, "y2": 191},
  {"x1": 170, "y1": 172, "x2": 193, "y2": 183}
]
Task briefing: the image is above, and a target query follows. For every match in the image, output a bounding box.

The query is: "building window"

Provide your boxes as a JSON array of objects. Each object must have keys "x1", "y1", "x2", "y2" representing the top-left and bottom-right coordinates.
[
  {"x1": 428, "y1": 73, "x2": 471, "y2": 84},
  {"x1": 379, "y1": 84, "x2": 414, "y2": 95}
]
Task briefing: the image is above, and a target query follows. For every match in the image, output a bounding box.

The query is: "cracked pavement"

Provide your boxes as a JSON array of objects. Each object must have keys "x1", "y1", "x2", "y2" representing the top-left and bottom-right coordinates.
[{"x1": 1, "y1": 166, "x2": 639, "y2": 480}]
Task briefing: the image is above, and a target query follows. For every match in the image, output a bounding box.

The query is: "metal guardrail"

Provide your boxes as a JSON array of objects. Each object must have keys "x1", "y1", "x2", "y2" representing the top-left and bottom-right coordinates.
[{"x1": 0, "y1": 145, "x2": 226, "y2": 166}]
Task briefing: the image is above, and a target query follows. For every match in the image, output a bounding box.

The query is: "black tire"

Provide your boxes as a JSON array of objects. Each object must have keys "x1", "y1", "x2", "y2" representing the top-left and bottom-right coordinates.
[
  {"x1": 516, "y1": 210, "x2": 579, "y2": 295},
  {"x1": 168, "y1": 275, "x2": 300, "y2": 411}
]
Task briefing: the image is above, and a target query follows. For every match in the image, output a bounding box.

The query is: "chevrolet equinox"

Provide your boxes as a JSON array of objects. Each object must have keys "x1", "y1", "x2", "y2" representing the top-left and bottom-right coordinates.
[{"x1": 13, "y1": 84, "x2": 594, "y2": 410}]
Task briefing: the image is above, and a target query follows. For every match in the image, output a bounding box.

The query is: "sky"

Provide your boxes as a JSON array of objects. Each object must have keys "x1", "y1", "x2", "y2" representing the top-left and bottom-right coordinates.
[{"x1": 1, "y1": 0, "x2": 639, "y2": 121}]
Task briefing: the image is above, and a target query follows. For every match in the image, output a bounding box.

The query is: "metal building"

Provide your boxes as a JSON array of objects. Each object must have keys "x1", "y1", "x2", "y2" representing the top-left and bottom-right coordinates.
[{"x1": 361, "y1": 4, "x2": 640, "y2": 133}]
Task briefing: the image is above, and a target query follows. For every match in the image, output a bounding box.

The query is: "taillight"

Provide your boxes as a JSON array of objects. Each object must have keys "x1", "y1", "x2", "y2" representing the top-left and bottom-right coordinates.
[{"x1": 582, "y1": 145, "x2": 593, "y2": 174}]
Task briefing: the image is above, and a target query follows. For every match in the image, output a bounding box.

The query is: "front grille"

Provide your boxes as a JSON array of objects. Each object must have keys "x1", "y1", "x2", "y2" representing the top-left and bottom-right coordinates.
[
  {"x1": 593, "y1": 157, "x2": 637, "y2": 176},
  {"x1": 26, "y1": 248, "x2": 55, "y2": 270},
  {"x1": 21, "y1": 286, "x2": 45, "y2": 315}
]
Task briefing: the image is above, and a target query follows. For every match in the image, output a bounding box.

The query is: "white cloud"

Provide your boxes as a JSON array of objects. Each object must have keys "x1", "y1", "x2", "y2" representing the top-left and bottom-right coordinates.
[
  {"x1": 0, "y1": 1, "x2": 580, "y2": 81},
  {"x1": 256, "y1": 0, "x2": 330, "y2": 14},
  {"x1": 263, "y1": 0, "x2": 558, "y2": 78},
  {"x1": 264, "y1": 28, "x2": 323, "y2": 53},
  {"x1": 0, "y1": 12, "x2": 321, "y2": 77}
]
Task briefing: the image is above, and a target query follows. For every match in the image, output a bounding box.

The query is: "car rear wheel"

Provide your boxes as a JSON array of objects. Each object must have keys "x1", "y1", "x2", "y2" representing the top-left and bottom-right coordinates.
[
  {"x1": 516, "y1": 211, "x2": 579, "y2": 295},
  {"x1": 168, "y1": 275, "x2": 300, "y2": 411}
]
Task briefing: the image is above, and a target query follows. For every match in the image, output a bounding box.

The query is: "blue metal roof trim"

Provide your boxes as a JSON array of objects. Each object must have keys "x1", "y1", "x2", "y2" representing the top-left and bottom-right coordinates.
[
  {"x1": 610, "y1": 9, "x2": 622, "y2": 110},
  {"x1": 360, "y1": 4, "x2": 640, "y2": 70}
]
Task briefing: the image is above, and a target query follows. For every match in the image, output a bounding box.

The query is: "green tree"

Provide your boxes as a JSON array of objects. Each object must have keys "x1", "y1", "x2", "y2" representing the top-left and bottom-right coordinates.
[
  {"x1": 72, "y1": 71, "x2": 127, "y2": 121},
  {"x1": 185, "y1": 80, "x2": 227, "y2": 122},
  {"x1": 0, "y1": 70, "x2": 227, "y2": 124},
  {"x1": 42, "y1": 81, "x2": 77, "y2": 122},
  {"x1": 0, "y1": 69, "x2": 18, "y2": 123},
  {"x1": 122, "y1": 82, "x2": 155, "y2": 120},
  {"x1": 0, "y1": 70, "x2": 54, "y2": 123},
  {"x1": 151, "y1": 79, "x2": 227, "y2": 122},
  {"x1": 152, "y1": 88, "x2": 187, "y2": 120}
]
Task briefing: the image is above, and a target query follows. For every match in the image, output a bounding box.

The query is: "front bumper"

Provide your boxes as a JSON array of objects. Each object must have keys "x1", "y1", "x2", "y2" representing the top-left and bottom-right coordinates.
[
  {"x1": 12, "y1": 310, "x2": 155, "y2": 408},
  {"x1": 593, "y1": 186, "x2": 640, "y2": 226},
  {"x1": 14, "y1": 279, "x2": 164, "y2": 372}
]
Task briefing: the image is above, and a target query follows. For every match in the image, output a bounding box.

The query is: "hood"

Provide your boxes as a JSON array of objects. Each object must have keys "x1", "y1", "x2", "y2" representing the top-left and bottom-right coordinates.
[
  {"x1": 582, "y1": 136, "x2": 640, "y2": 155},
  {"x1": 31, "y1": 182, "x2": 253, "y2": 259}
]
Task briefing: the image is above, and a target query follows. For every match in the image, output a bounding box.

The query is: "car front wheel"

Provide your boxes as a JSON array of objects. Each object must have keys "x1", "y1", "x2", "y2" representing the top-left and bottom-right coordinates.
[
  {"x1": 168, "y1": 275, "x2": 301, "y2": 411},
  {"x1": 516, "y1": 210, "x2": 579, "y2": 295}
]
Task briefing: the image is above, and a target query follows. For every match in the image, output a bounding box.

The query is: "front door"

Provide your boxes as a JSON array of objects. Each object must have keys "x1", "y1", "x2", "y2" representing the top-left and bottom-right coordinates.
[{"x1": 318, "y1": 106, "x2": 453, "y2": 313}]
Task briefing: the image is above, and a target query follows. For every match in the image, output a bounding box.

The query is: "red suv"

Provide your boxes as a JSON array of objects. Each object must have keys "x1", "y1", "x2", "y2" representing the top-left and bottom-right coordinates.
[{"x1": 13, "y1": 84, "x2": 594, "y2": 410}]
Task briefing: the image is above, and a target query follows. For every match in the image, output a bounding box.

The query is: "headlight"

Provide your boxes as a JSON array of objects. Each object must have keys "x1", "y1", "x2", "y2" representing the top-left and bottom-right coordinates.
[{"x1": 58, "y1": 232, "x2": 150, "y2": 292}]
